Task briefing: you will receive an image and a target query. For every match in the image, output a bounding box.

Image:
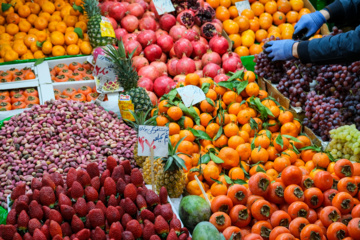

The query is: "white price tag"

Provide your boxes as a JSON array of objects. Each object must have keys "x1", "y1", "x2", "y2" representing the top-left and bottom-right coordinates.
[
  {"x1": 152, "y1": 0, "x2": 175, "y2": 15},
  {"x1": 177, "y1": 85, "x2": 206, "y2": 107},
  {"x1": 94, "y1": 55, "x2": 116, "y2": 80},
  {"x1": 138, "y1": 125, "x2": 169, "y2": 157},
  {"x1": 235, "y1": 0, "x2": 251, "y2": 16}
]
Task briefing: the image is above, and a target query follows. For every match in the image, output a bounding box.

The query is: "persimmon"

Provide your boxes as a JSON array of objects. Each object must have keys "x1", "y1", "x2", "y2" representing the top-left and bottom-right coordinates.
[
  {"x1": 209, "y1": 212, "x2": 231, "y2": 232},
  {"x1": 211, "y1": 195, "x2": 233, "y2": 214}
]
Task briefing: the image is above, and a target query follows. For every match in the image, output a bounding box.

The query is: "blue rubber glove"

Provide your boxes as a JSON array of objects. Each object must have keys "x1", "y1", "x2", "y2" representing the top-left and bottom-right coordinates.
[
  {"x1": 264, "y1": 40, "x2": 296, "y2": 62},
  {"x1": 293, "y1": 11, "x2": 326, "y2": 39}
]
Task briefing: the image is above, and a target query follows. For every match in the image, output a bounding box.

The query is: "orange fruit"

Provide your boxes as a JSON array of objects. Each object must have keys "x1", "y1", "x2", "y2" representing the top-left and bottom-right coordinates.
[
  {"x1": 251, "y1": 147, "x2": 269, "y2": 164},
  {"x1": 259, "y1": 16, "x2": 273, "y2": 30},
  {"x1": 80, "y1": 41, "x2": 92, "y2": 55},
  {"x1": 185, "y1": 73, "x2": 200, "y2": 86},
  {"x1": 290, "y1": 0, "x2": 304, "y2": 11},
  {"x1": 228, "y1": 6, "x2": 239, "y2": 18},
  {"x1": 52, "y1": 45, "x2": 66, "y2": 56},
  {"x1": 229, "y1": 167, "x2": 245, "y2": 180},
  {"x1": 242, "y1": 9, "x2": 255, "y2": 19},
  {"x1": 251, "y1": 2, "x2": 265, "y2": 16},
  {"x1": 207, "y1": 0, "x2": 220, "y2": 8},
  {"x1": 6, "y1": 23, "x2": 19, "y2": 36},
  {"x1": 24, "y1": 34, "x2": 37, "y2": 48},
  {"x1": 218, "y1": 147, "x2": 240, "y2": 170},
  {"x1": 220, "y1": 0, "x2": 231, "y2": 7},
  {"x1": 234, "y1": 16, "x2": 250, "y2": 32},
  {"x1": 34, "y1": 17, "x2": 48, "y2": 30},
  {"x1": 215, "y1": 6, "x2": 230, "y2": 22},
  {"x1": 277, "y1": 0, "x2": 291, "y2": 13},
  {"x1": 249, "y1": 44, "x2": 262, "y2": 55},
  {"x1": 18, "y1": 5, "x2": 31, "y2": 18},
  {"x1": 286, "y1": 11, "x2": 299, "y2": 23},
  {"x1": 241, "y1": 35, "x2": 255, "y2": 48},
  {"x1": 255, "y1": 29, "x2": 268, "y2": 42},
  {"x1": 228, "y1": 136, "x2": 245, "y2": 149},
  {"x1": 234, "y1": 46, "x2": 249, "y2": 57},
  {"x1": 42, "y1": 41, "x2": 53, "y2": 54},
  {"x1": 223, "y1": 19, "x2": 239, "y2": 35},
  {"x1": 50, "y1": 31, "x2": 65, "y2": 45},
  {"x1": 265, "y1": 1, "x2": 277, "y2": 14},
  {"x1": 273, "y1": 11, "x2": 286, "y2": 25},
  {"x1": 249, "y1": 18, "x2": 260, "y2": 32},
  {"x1": 224, "y1": 122, "x2": 240, "y2": 138},
  {"x1": 55, "y1": 21, "x2": 67, "y2": 33},
  {"x1": 179, "y1": 130, "x2": 195, "y2": 142},
  {"x1": 66, "y1": 44, "x2": 80, "y2": 55},
  {"x1": 228, "y1": 34, "x2": 242, "y2": 48}
]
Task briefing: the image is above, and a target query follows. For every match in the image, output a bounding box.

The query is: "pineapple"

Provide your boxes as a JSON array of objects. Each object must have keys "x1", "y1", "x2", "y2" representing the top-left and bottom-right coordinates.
[
  {"x1": 104, "y1": 40, "x2": 153, "y2": 112},
  {"x1": 83, "y1": 0, "x2": 116, "y2": 48}
]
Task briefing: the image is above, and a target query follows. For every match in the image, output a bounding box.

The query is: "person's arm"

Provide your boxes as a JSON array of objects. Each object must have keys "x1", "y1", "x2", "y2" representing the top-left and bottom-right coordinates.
[{"x1": 325, "y1": 0, "x2": 360, "y2": 26}]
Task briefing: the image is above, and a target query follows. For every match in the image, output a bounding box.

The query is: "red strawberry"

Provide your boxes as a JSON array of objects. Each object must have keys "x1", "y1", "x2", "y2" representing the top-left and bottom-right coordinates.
[
  {"x1": 86, "y1": 162, "x2": 100, "y2": 178},
  {"x1": 95, "y1": 200, "x2": 107, "y2": 214},
  {"x1": 39, "y1": 186, "x2": 56, "y2": 208},
  {"x1": 120, "y1": 160, "x2": 131, "y2": 175},
  {"x1": 66, "y1": 187, "x2": 72, "y2": 198},
  {"x1": 84, "y1": 186, "x2": 98, "y2": 201},
  {"x1": 116, "y1": 178, "x2": 126, "y2": 196},
  {"x1": 141, "y1": 209, "x2": 155, "y2": 223},
  {"x1": 87, "y1": 201, "x2": 96, "y2": 212},
  {"x1": 106, "y1": 206, "x2": 121, "y2": 225},
  {"x1": 15, "y1": 200, "x2": 28, "y2": 215},
  {"x1": 116, "y1": 206, "x2": 125, "y2": 219},
  {"x1": 107, "y1": 156, "x2": 118, "y2": 173},
  {"x1": 161, "y1": 203, "x2": 173, "y2": 222},
  {"x1": 167, "y1": 229, "x2": 179, "y2": 240},
  {"x1": 145, "y1": 190, "x2": 160, "y2": 208},
  {"x1": 121, "y1": 231, "x2": 135, "y2": 240},
  {"x1": 90, "y1": 176, "x2": 101, "y2": 191},
  {"x1": 23, "y1": 232, "x2": 33, "y2": 240},
  {"x1": 126, "y1": 220, "x2": 142, "y2": 238},
  {"x1": 12, "y1": 232, "x2": 22, "y2": 240},
  {"x1": 49, "y1": 209, "x2": 63, "y2": 224},
  {"x1": 33, "y1": 228, "x2": 47, "y2": 240},
  {"x1": 130, "y1": 168, "x2": 143, "y2": 187},
  {"x1": 104, "y1": 177, "x2": 117, "y2": 196},
  {"x1": 180, "y1": 228, "x2": 189, "y2": 237},
  {"x1": 150, "y1": 235, "x2": 161, "y2": 240},
  {"x1": 170, "y1": 218, "x2": 181, "y2": 236},
  {"x1": 125, "y1": 175, "x2": 131, "y2": 184},
  {"x1": 52, "y1": 234, "x2": 63, "y2": 240},
  {"x1": 107, "y1": 194, "x2": 118, "y2": 206},
  {"x1": 66, "y1": 168, "x2": 77, "y2": 188},
  {"x1": 31, "y1": 178, "x2": 42, "y2": 191},
  {"x1": 42, "y1": 205, "x2": 51, "y2": 219},
  {"x1": 28, "y1": 218, "x2": 42, "y2": 235},
  {"x1": 73, "y1": 197, "x2": 87, "y2": 217},
  {"x1": 31, "y1": 189, "x2": 40, "y2": 202},
  {"x1": 143, "y1": 220, "x2": 156, "y2": 240},
  {"x1": 77, "y1": 170, "x2": 91, "y2": 187},
  {"x1": 41, "y1": 224, "x2": 50, "y2": 239},
  {"x1": 60, "y1": 205, "x2": 75, "y2": 221},
  {"x1": 136, "y1": 194, "x2": 147, "y2": 211},
  {"x1": 121, "y1": 198, "x2": 137, "y2": 216},
  {"x1": 49, "y1": 220, "x2": 62, "y2": 238},
  {"x1": 124, "y1": 183, "x2": 137, "y2": 202},
  {"x1": 0, "y1": 225, "x2": 16, "y2": 240},
  {"x1": 109, "y1": 222, "x2": 124, "y2": 240},
  {"x1": 17, "y1": 210, "x2": 30, "y2": 231},
  {"x1": 18, "y1": 194, "x2": 29, "y2": 204},
  {"x1": 153, "y1": 204, "x2": 162, "y2": 217},
  {"x1": 160, "y1": 186, "x2": 168, "y2": 205},
  {"x1": 100, "y1": 169, "x2": 111, "y2": 187},
  {"x1": 137, "y1": 187, "x2": 148, "y2": 198},
  {"x1": 71, "y1": 215, "x2": 84, "y2": 233},
  {"x1": 11, "y1": 182, "x2": 26, "y2": 201},
  {"x1": 59, "y1": 193, "x2": 72, "y2": 207},
  {"x1": 55, "y1": 185, "x2": 66, "y2": 199},
  {"x1": 63, "y1": 237, "x2": 70, "y2": 240},
  {"x1": 178, "y1": 233, "x2": 188, "y2": 240},
  {"x1": 61, "y1": 222, "x2": 73, "y2": 237},
  {"x1": 155, "y1": 215, "x2": 169, "y2": 238},
  {"x1": 50, "y1": 172, "x2": 64, "y2": 187},
  {"x1": 71, "y1": 181, "x2": 84, "y2": 200},
  {"x1": 75, "y1": 229, "x2": 91, "y2": 240},
  {"x1": 99, "y1": 187, "x2": 106, "y2": 203},
  {"x1": 91, "y1": 227, "x2": 106, "y2": 240},
  {"x1": 121, "y1": 213, "x2": 133, "y2": 229},
  {"x1": 112, "y1": 165, "x2": 125, "y2": 182},
  {"x1": 6, "y1": 209, "x2": 16, "y2": 225},
  {"x1": 42, "y1": 173, "x2": 56, "y2": 190},
  {"x1": 88, "y1": 208, "x2": 105, "y2": 229}
]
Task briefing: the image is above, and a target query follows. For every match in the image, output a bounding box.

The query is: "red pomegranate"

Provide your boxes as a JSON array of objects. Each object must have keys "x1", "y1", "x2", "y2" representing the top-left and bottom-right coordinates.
[
  {"x1": 137, "y1": 30, "x2": 157, "y2": 48},
  {"x1": 159, "y1": 14, "x2": 176, "y2": 32},
  {"x1": 199, "y1": 36, "x2": 209, "y2": 46},
  {"x1": 109, "y1": 2, "x2": 127, "y2": 22},
  {"x1": 191, "y1": 25, "x2": 201, "y2": 35},
  {"x1": 201, "y1": 22, "x2": 220, "y2": 39},
  {"x1": 144, "y1": 44, "x2": 162, "y2": 62},
  {"x1": 121, "y1": 15, "x2": 139, "y2": 33},
  {"x1": 191, "y1": 40, "x2": 207, "y2": 58},
  {"x1": 123, "y1": 34, "x2": 138, "y2": 43},
  {"x1": 114, "y1": 28, "x2": 127, "y2": 40},
  {"x1": 174, "y1": 74, "x2": 186, "y2": 83},
  {"x1": 138, "y1": 65, "x2": 160, "y2": 82},
  {"x1": 153, "y1": 76, "x2": 175, "y2": 97},
  {"x1": 107, "y1": 17, "x2": 117, "y2": 30},
  {"x1": 126, "y1": 3, "x2": 144, "y2": 18},
  {"x1": 222, "y1": 56, "x2": 242, "y2": 73},
  {"x1": 149, "y1": 0, "x2": 160, "y2": 19},
  {"x1": 143, "y1": 10, "x2": 155, "y2": 18},
  {"x1": 159, "y1": 53, "x2": 167, "y2": 63},
  {"x1": 222, "y1": 52, "x2": 241, "y2": 62},
  {"x1": 209, "y1": 35, "x2": 229, "y2": 55},
  {"x1": 101, "y1": 1, "x2": 115, "y2": 15},
  {"x1": 174, "y1": 38, "x2": 193, "y2": 58},
  {"x1": 203, "y1": 63, "x2": 221, "y2": 79},
  {"x1": 156, "y1": 35, "x2": 173, "y2": 53},
  {"x1": 150, "y1": 61, "x2": 168, "y2": 76},
  {"x1": 177, "y1": 9, "x2": 195, "y2": 28},
  {"x1": 214, "y1": 74, "x2": 230, "y2": 83},
  {"x1": 212, "y1": 19, "x2": 223, "y2": 28},
  {"x1": 147, "y1": 90, "x2": 158, "y2": 106},
  {"x1": 176, "y1": 55, "x2": 196, "y2": 75},
  {"x1": 201, "y1": 50, "x2": 221, "y2": 66},
  {"x1": 125, "y1": 40, "x2": 142, "y2": 56},
  {"x1": 169, "y1": 24, "x2": 187, "y2": 42},
  {"x1": 194, "y1": 70, "x2": 204, "y2": 78},
  {"x1": 138, "y1": 77, "x2": 153, "y2": 91},
  {"x1": 134, "y1": 0, "x2": 148, "y2": 11},
  {"x1": 167, "y1": 58, "x2": 179, "y2": 77},
  {"x1": 139, "y1": 17, "x2": 157, "y2": 31},
  {"x1": 182, "y1": 29, "x2": 199, "y2": 42},
  {"x1": 132, "y1": 55, "x2": 149, "y2": 71},
  {"x1": 155, "y1": 29, "x2": 168, "y2": 39},
  {"x1": 194, "y1": 58, "x2": 203, "y2": 70}
]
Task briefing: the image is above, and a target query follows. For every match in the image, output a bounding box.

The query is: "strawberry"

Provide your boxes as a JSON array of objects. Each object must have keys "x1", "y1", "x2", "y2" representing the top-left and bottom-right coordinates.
[
  {"x1": 86, "y1": 162, "x2": 100, "y2": 178},
  {"x1": 28, "y1": 218, "x2": 42, "y2": 235},
  {"x1": 121, "y1": 213, "x2": 133, "y2": 229},
  {"x1": 23, "y1": 232, "x2": 33, "y2": 240},
  {"x1": 136, "y1": 194, "x2": 147, "y2": 211},
  {"x1": 145, "y1": 190, "x2": 160, "y2": 208},
  {"x1": 77, "y1": 170, "x2": 91, "y2": 187},
  {"x1": 17, "y1": 210, "x2": 30, "y2": 231},
  {"x1": 106, "y1": 206, "x2": 121, "y2": 225},
  {"x1": 126, "y1": 220, "x2": 142, "y2": 238},
  {"x1": 6, "y1": 209, "x2": 16, "y2": 225},
  {"x1": 141, "y1": 209, "x2": 155, "y2": 223},
  {"x1": 143, "y1": 220, "x2": 156, "y2": 240},
  {"x1": 61, "y1": 222, "x2": 73, "y2": 237},
  {"x1": 107, "y1": 194, "x2": 118, "y2": 206},
  {"x1": 121, "y1": 198, "x2": 137, "y2": 216},
  {"x1": 104, "y1": 177, "x2": 117, "y2": 196},
  {"x1": 15, "y1": 200, "x2": 29, "y2": 215},
  {"x1": 138, "y1": 187, "x2": 148, "y2": 198},
  {"x1": 84, "y1": 186, "x2": 98, "y2": 202},
  {"x1": 0, "y1": 225, "x2": 16, "y2": 240},
  {"x1": 90, "y1": 176, "x2": 101, "y2": 191},
  {"x1": 95, "y1": 200, "x2": 107, "y2": 214},
  {"x1": 33, "y1": 228, "x2": 47, "y2": 240},
  {"x1": 71, "y1": 215, "x2": 84, "y2": 233},
  {"x1": 31, "y1": 189, "x2": 40, "y2": 202},
  {"x1": 41, "y1": 223, "x2": 50, "y2": 239},
  {"x1": 99, "y1": 187, "x2": 106, "y2": 203},
  {"x1": 75, "y1": 229, "x2": 91, "y2": 240},
  {"x1": 49, "y1": 220, "x2": 63, "y2": 238},
  {"x1": 116, "y1": 206, "x2": 125, "y2": 219},
  {"x1": 66, "y1": 187, "x2": 72, "y2": 198},
  {"x1": 88, "y1": 208, "x2": 105, "y2": 229},
  {"x1": 160, "y1": 187, "x2": 168, "y2": 205},
  {"x1": 178, "y1": 233, "x2": 188, "y2": 240},
  {"x1": 52, "y1": 234, "x2": 63, "y2": 240},
  {"x1": 107, "y1": 156, "x2": 118, "y2": 173},
  {"x1": 49, "y1": 209, "x2": 63, "y2": 224},
  {"x1": 109, "y1": 222, "x2": 124, "y2": 240},
  {"x1": 120, "y1": 160, "x2": 131, "y2": 175},
  {"x1": 124, "y1": 183, "x2": 137, "y2": 202},
  {"x1": 71, "y1": 181, "x2": 84, "y2": 200},
  {"x1": 73, "y1": 197, "x2": 87, "y2": 217},
  {"x1": 153, "y1": 205, "x2": 162, "y2": 217},
  {"x1": 39, "y1": 186, "x2": 56, "y2": 208},
  {"x1": 150, "y1": 235, "x2": 161, "y2": 240},
  {"x1": 125, "y1": 175, "x2": 131, "y2": 184},
  {"x1": 50, "y1": 172, "x2": 64, "y2": 187},
  {"x1": 12, "y1": 232, "x2": 22, "y2": 240},
  {"x1": 130, "y1": 168, "x2": 144, "y2": 187},
  {"x1": 11, "y1": 182, "x2": 26, "y2": 201},
  {"x1": 42, "y1": 205, "x2": 51, "y2": 219},
  {"x1": 180, "y1": 228, "x2": 189, "y2": 237},
  {"x1": 112, "y1": 165, "x2": 125, "y2": 182},
  {"x1": 63, "y1": 237, "x2": 70, "y2": 240},
  {"x1": 17, "y1": 194, "x2": 29, "y2": 205},
  {"x1": 55, "y1": 185, "x2": 66, "y2": 199},
  {"x1": 58, "y1": 193, "x2": 72, "y2": 207},
  {"x1": 167, "y1": 229, "x2": 179, "y2": 240},
  {"x1": 91, "y1": 227, "x2": 106, "y2": 240},
  {"x1": 170, "y1": 218, "x2": 181, "y2": 236},
  {"x1": 121, "y1": 231, "x2": 135, "y2": 240},
  {"x1": 116, "y1": 178, "x2": 126, "y2": 196},
  {"x1": 42, "y1": 173, "x2": 56, "y2": 190},
  {"x1": 160, "y1": 203, "x2": 173, "y2": 222},
  {"x1": 155, "y1": 215, "x2": 169, "y2": 238},
  {"x1": 100, "y1": 169, "x2": 111, "y2": 187},
  {"x1": 31, "y1": 178, "x2": 42, "y2": 191},
  {"x1": 60, "y1": 205, "x2": 75, "y2": 221},
  {"x1": 87, "y1": 201, "x2": 96, "y2": 212},
  {"x1": 66, "y1": 168, "x2": 77, "y2": 188}
]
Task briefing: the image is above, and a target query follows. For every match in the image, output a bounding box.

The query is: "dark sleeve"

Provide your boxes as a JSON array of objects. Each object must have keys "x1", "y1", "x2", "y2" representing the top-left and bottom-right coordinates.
[
  {"x1": 297, "y1": 24, "x2": 360, "y2": 65},
  {"x1": 325, "y1": 0, "x2": 360, "y2": 26}
]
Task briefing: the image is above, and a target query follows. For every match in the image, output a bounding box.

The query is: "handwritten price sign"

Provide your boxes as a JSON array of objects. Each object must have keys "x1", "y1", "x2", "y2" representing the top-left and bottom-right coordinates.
[
  {"x1": 138, "y1": 125, "x2": 169, "y2": 157},
  {"x1": 177, "y1": 85, "x2": 206, "y2": 107},
  {"x1": 94, "y1": 55, "x2": 116, "y2": 80},
  {"x1": 152, "y1": 0, "x2": 175, "y2": 15},
  {"x1": 235, "y1": 0, "x2": 250, "y2": 16}
]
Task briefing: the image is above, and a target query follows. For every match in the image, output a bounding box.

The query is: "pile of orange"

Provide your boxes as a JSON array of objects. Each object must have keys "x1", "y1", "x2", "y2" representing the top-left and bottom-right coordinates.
[
  {"x1": 0, "y1": 0, "x2": 92, "y2": 62},
  {"x1": 208, "y1": 0, "x2": 322, "y2": 56}
]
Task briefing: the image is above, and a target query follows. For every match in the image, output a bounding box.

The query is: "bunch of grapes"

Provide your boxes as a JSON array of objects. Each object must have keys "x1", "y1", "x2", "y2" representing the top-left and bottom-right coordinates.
[
  {"x1": 342, "y1": 91, "x2": 360, "y2": 129},
  {"x1": 327, "y1": 125, "x2": 360, "y2": 162}
]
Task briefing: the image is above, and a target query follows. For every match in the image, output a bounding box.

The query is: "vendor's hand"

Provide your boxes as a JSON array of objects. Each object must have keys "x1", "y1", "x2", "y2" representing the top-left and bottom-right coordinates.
[
  {"x1": 264, "y1": 40, "x2": 297, "y2": 62},
  {"x1": 293, "y1": 11, "x2": 326, "y2": 39}
]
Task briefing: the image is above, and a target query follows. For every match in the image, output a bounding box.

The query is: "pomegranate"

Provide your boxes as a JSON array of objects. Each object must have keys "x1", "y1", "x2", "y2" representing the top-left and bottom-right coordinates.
[
  {"x1": 199, "y1": 36, "x2": 209, "y2": 46},
  {"x1": 194, "y1": 58, "x2": 202, "y2": 70},
  {"x1": 214, "y1": 74, "x2": 230, "y2": 83},
  {"x1": 159, "y1": 53, "x2": 167, "y2": 63},
  {"x1": 150, "y1": 61, "x2": 167, "y2": 76},
  {"x1": 169, "y1": 25, "x2": 187, "y2": 41},
  {"x1": 107, "y1": 17, "x2": 117, "y2": 30},
  {"x1": 114, "y1": 28, "x2": 128, "y2": 40},
  {"x1": 223, "y1": 56, "x2": 242, "y2": 73},
  {"x1": 125, "y1": 40, "x2": 142, "y2": 56},
  {"x1": 137, "y1": 30, "x2": 157, "y2": 48},
  {"x1": 169, "y1": 47, "x2": 176, "y2": 58},
  {"x1": 159, "y1": 14, "x2": 176, "y2": 32},
  {"x1": 132, "y1": 55, "x2": 149, "y2": 71},
  {"x1": 195, "y1": 6, "x2": 215, "y2": 26},
  {"x1": 157, "y1": 35, "x2": 173, "y2": 52},
  {"x1": 126, "y1": 3, "x2": 144, "y2": 18},
  {"x1": 222, "y1": 52, "x2": 241, "y2": 62},
  {"x1": 121, "y1": 15, "x2": 139, "y2": 33},
  {"x1": 182, "y1": 29, "x2": 199, "y2": 41},
  {"x1": 188, "y1": 0, "x2": 204, "y2": 12},
  {"x1": 176, "y1": 54, "x2": 196, "y2": 75},
  {"x1": 138, "y1": 65, "x2": 160, "y2": 82},
  {"x1": 144, "y1": 44, "x2": 162, "y2": 62},
  {"x1": 201, "y1": 22, "x2": 220, "y2": 39},
  {"x1": 153, "y1": 76, "x2": 175, "y2": 97},
  {"x1": 177, "y1": 9, "x2": 195, "y2": 28},
  {"x1": 143, "y1": 10, "x2": 155, "y2": 18},
  {"x1": 123, "y1": 34, "x2": 138, "y2": 43},
  {"x1": 191, "y1": 40, "x2": 207, "y2": 58},
  {"x1": 155, "y1": 29, "x2": 168, "y2": 39},
  {"x1": 194, "y1": 70, "x2": 204, "y2": 78},
  {"x1": 138, "y1": 77, "x2": 153, "y2": 91},
  {"x1": 173, "y1": 74, "x2": 186, "y2": 83},
  {"x1": 149, "y1": 0, "x2": 160, "y2": 19},
  {"x1": 212, "y1": 19, "x2": 223, "y2": 28},
  {"x1": 203, "y1": 63, "x2": 221, "y2": 79},
  {"x1": 167, "y1": 58, "x2": 179, "y2": 77},
  {"x1": 109, "y1": 2, "x2": 127, "y2": 22},
  {"x1": 101, "y1": 1, "x2": 115, "y2": 15},
  {"x1": 147, "y1": 90, "x2": 158, "y2": 106},
  {"x1": 174, "y1": 38, "x2": 193, "y2": 58},
  {"x1": 202, "y1": 50, "x2": 221, "y2": 66},
  {"x1": 209, "y1": 35, "x2": 229, "y2": 55},
  {"x1": 191, "y1": 25, "x2": 201, "y2": 35},
  {"x1": 139, "y1": 17, "x2": 157, "y2": 31},
  {"x1": 134, "y1": 0, "x2": 148, "y2": 11}
]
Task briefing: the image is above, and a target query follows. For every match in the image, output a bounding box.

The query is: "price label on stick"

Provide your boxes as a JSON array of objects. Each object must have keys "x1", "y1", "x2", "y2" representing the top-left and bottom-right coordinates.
[
  {"x1": 235, "y1": 0, "x2": 250, "y2": 16},
  {"x1": 152, "y1": 0, "x2": 175, "y2": 15},
  {"x1": 138, "y1": 125, "x2": 169, "y2": 157},
  {"x1": 177, "y1": 85, "x2": 206, "y2": 107}
]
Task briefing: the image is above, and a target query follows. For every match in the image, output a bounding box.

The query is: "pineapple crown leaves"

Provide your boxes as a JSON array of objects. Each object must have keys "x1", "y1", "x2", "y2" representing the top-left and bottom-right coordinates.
[
  {"x1": 162, "y1": 136, "x2": 191, "y2": 172},
  {"x1": 124, "y1": 109, "x2": 157, "y2": 131},
  {"x1": 83, "y1": 0, "x2": 101, "y2": 18}
]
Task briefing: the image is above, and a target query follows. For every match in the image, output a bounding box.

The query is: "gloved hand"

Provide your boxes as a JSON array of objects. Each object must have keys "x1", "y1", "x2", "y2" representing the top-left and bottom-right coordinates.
[
  {"x1": 293, "y1": 11, "x2": 326, "y2": 39},
  {"x1": 264, "y1": 40, "x2": 296, "y2": 61}
]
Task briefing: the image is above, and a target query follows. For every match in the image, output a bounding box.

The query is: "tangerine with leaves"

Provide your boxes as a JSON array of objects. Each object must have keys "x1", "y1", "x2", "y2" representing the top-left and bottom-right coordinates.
[
  {"x1": 167, "y1": 106, "x2": 183, "y2": 121},
  {"x1": 218, "y1": 147, "x2": 240, "y2": 170}
]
